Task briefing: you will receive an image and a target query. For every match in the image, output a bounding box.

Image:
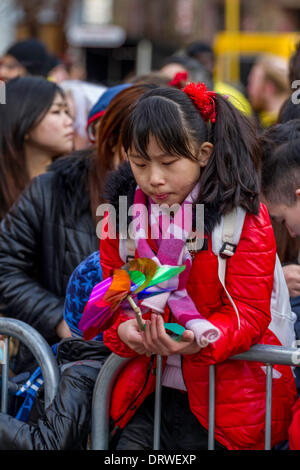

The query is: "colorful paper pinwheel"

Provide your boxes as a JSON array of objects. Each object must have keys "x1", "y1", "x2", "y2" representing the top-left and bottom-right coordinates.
[{"x1": 78, "y1": 258, "x2": 186, "y2": 340}]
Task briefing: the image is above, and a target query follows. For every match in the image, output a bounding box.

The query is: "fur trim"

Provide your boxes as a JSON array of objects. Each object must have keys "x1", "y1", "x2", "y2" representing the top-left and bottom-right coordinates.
[
  {"x1": 104, "y1": 162, "x2": 136, "y2": 204},
  {"x1": 104, "y1": 162, "x2": 222, "y2": 234},
  {"x1": 47, "y1": 148, "x2": 95, "y2": 220}
]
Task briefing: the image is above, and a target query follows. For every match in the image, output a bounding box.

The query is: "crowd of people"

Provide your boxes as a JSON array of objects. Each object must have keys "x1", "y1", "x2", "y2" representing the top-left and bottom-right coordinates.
[{"x1": 0, "y1": 35, "x2": 300, "y2": 451}]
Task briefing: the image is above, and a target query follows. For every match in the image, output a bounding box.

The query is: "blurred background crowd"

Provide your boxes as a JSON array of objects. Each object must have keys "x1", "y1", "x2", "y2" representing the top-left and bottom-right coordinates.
[
  {"x1": 0, "y1": 0, "x2": 299, "y2": 134},
  {"x1": 0, "y1": 0, "x2": 299, "y2": 137}
]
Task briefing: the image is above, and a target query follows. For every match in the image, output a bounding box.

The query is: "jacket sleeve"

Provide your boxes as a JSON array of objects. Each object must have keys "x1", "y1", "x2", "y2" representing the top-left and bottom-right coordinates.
[
  {"x1": 98, "y1": 215, "x2": 124, "y2": 279},
  {"x1": 0, "y1": 364, "x2": 99, "y2": 450},
  {"x1": 195, "y1": 204, "x2": 277, "y2": 364},
  {"x1": 0, "y1": 176, "x2": 64, "y2": 339}
]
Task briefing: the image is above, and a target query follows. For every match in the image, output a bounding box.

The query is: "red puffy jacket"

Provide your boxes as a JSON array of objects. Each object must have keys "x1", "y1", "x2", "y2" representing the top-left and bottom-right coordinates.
[{"x1": 102, "y1": 203, "x2": 297, "y2": 450}]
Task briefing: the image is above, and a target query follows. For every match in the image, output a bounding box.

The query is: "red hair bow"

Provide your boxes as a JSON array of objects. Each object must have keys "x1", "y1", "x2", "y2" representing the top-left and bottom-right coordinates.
[
  {"x1": 168, "y1": 71, "x2": 189, "y2": 89},
  {"x1": 183, "y1": 82, "x2": 217, "y2": 123}
]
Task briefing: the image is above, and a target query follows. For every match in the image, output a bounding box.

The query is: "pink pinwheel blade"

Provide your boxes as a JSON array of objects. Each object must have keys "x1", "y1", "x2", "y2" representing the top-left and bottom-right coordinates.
[
  {"x1": 79, "y1": 298, "x2": 110, "y2": 332},
  {"x1": 78, "y1": 276, "x2": 119, "y2": 338},
  {"x1": 87, "y1": 277, "x2": 112, "y2": 302}
]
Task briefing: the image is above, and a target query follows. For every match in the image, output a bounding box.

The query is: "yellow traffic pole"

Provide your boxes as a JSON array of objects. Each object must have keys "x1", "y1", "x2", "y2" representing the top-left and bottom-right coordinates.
[
  {"x1": 225, "y1": 0, "x2": 240, "y2": 85},
  {"x1": 225, "y1": 0, "x2": 240, "y2": 32}
]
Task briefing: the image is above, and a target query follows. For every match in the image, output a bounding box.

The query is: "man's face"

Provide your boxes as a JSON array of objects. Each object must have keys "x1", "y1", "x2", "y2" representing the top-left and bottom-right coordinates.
[
  {"x1": 247, "y1": 64, "x2": 266, "y2": 111},
  {"x1": 0, "y1": 54, "x2": 27, "y2": 82},
  {"x1": 263, "y1": 194, "x2": 300, "y2": 238}
]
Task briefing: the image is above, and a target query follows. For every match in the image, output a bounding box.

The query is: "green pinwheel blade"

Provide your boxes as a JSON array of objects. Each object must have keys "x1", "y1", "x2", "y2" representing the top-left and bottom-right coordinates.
[
  {"x1": 164, "y1": 323, "x2": 185, "y2": 341},
  {"x1": 124, "y1": 258, "x2": 158, "y2": 294},
  {"x1": 128, "y1": 270, "x2": 145, "y2": 288},
  {"x1": 147, "y1": 265, "x2": 185, "y2": 288}
]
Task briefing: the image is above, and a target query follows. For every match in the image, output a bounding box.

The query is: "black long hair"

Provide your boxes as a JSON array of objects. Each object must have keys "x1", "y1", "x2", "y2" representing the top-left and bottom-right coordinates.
[
  {"x1": 278, "y1": 95, "x2": 300, "y2": 123},
  {"x1": 259, "y1": 118, "x2": 300, "y2": 168},
  {"x1": 121, "y1": 86, "x2": 260, "y2": 232},
  {"x1": 0, "y1": 76, "x2": 64, "y2": 219}
]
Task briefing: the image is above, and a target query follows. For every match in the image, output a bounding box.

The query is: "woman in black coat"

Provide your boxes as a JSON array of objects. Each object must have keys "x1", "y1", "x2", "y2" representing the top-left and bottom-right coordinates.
[
  {"x1": 0, "y1": 76, "x2": 74, "y2": 221},
  {"x1": 0, "y1": 75, "x2": 74, "y2": 373},
  {"x1": 0, "y1": 149, "x2": 98, "y2": 372}
]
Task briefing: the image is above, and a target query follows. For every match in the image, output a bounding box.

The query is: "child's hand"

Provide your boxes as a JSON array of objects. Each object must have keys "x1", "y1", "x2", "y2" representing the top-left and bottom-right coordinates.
[
  {"x1": 142, "y1": 314, "x2": 202, "y2": 356},
  {"x1": 283, "y1": 264, "x2": 300, "y2": 297},
  {"x1": 118, "y1": 318, "x2": 147, "y2": 355}
]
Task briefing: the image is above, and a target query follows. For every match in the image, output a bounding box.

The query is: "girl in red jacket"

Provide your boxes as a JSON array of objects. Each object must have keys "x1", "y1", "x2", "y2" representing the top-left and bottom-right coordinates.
[{"x1": 100, "y1": 83, "x2": 297, "y2": 450}]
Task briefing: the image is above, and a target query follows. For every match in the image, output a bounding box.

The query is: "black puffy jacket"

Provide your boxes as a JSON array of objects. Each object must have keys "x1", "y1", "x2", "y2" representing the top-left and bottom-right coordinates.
[
  {"x1": 0, "y1": 150, "x2": 99, "y2": 370},
  {"x1": 0, "y1": 338, "x2": 111, "y2": 450}
]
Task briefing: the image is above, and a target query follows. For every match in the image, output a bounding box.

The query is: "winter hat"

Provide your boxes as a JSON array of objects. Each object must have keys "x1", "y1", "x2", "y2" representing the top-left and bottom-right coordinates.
[
  {"x1": 44, "y1": 53, "x2": 61, "y2": 75},
  {"x1": 6, "y1": 38, "x2": 51, "y2": 77},
  {"x1": 64, "y1": 251, "x2": 103, "y2": 340},
  {"x1": 87, "y1": 83, "x2": 131, "y2": 143}
]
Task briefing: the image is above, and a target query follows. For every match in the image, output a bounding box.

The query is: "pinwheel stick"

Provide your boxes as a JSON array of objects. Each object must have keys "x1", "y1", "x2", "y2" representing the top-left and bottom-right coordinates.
[{"x1": 127, "y1": 294, "x2": 145, "y2": 331}]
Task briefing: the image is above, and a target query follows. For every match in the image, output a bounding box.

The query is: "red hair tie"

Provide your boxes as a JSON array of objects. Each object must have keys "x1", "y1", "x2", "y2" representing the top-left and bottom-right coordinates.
[
  {"x1": 168, "y1": 71, "x2": 189, "y2": 89},
  {"x1": 183, "y1": 82, "x2": 217, "y2": 123}
]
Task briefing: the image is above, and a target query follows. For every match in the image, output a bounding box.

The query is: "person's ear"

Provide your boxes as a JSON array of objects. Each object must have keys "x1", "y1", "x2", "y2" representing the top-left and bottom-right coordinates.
[
  {"x1": 120, "y1": 147, "x2": 128, "y2": 161},
  {"x1": 198, "y1": 141, "x2": 213, "y2": 167},
  {"x1": 296, "y1": 189, "x2": 300, "y2": 198}
]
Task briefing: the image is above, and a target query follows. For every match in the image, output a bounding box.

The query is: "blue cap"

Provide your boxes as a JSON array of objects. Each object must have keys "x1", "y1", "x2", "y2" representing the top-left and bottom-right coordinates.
[{"x1": 87, "y1": 83, "x2": 131, "y2": 142}]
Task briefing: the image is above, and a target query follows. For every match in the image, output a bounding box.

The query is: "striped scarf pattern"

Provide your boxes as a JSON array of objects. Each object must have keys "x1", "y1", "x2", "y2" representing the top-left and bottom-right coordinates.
[{"x1": 132, "y1": 185, "x2": 220, "y2": 347}]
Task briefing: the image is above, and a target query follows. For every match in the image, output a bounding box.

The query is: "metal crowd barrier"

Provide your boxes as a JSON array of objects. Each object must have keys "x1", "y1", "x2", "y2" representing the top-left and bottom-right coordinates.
[
  {"x1": 0, "y1": 317, "x2": 60, "y2": 412},
  {"x1": 91, "y1": 344, "x2": 299, "y2": 450}
]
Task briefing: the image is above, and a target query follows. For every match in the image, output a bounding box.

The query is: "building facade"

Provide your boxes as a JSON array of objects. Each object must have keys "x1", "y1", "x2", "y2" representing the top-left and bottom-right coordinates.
[{"x1": 1, "y1": 0, "x2": 300, "y2": 83}]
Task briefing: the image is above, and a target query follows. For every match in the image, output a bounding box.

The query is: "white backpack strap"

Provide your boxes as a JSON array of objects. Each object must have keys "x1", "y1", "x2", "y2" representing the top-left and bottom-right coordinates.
[
  {"x1": 269, "y1": 254, "x2": 297, "y2": 348},
  {"x1": 219, "y1": 207, "x2": 238, "y2": 257},
  {"x1": 119, "y1": 238, "x2": 136, "y2": 263},
  {"x1": 215, "y1": 208, "x2": 246, "y2": 330},
  {"x1": 212, "y1": 207, "x2": 246, "y2": 257},
  {"x1": 218, "y1": 256, "x2": 241, "y2": 329}
]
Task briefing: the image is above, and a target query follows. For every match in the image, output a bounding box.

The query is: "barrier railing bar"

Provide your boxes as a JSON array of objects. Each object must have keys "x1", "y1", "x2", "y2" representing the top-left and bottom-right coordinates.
[
  {"x1": 0, "y1": 318, "x2": 60, "y2": 408},
  {"x1": 91, "y1": 354, "x2": 131, "y2": 450},
  {"x1": 1, "y1": 337, "x2": 9, "y2": 413},
  {"x1": 153, "y1": 354, "x2": 162, "y2": 450},
  {"x1": 91, "y1": 344, "x2": 299, "y2": 450},
  {"x1": 265, "y1": 364, "x2": 273, "y2": 450},
  {"x1": 208, "y1": 364, "x2": 215, "y2": 450},
  {"x1": 230, "y1": 344, "x2": 297, "y2": 365}
]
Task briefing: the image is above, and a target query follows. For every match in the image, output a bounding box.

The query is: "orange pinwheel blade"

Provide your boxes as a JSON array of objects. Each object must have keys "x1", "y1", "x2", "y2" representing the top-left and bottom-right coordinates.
[
  {"x1": 104, "y1": 269, "x2": 131, "y2": 305},
  {"x1": 124, "y1": 258, "x2": 158, "y2": 293}
]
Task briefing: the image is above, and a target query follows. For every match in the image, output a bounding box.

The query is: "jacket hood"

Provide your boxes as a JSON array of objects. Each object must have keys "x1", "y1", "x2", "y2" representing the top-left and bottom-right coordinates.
[
  {"x1": 104, "y1": 161, "x2": 222, "y2": 234},
  {"x1": 64, "y1": 250, "x2": 102, "y2": 340}
]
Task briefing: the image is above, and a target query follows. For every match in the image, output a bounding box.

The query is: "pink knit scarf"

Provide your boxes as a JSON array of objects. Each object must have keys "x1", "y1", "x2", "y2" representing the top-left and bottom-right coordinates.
[{"x1": 132, "y1": 185, "x2": 220, "y2": 347}]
